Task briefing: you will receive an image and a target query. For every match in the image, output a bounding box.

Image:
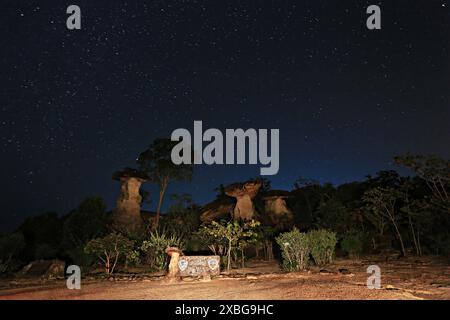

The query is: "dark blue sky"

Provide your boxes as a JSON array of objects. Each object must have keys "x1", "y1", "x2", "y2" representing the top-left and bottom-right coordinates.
[{"x1": 1, "y1": 0, "x2": 449, "y2": 232}]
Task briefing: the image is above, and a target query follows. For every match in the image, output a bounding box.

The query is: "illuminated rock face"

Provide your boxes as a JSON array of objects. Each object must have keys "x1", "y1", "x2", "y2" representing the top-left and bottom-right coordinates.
[
  {"x1": 225, "y1": 180, "x2": 261, "y2": 221},
  {"x1": 263, "y1": 190, "x2": 293, "y2": 227},
  {"x1": 111, "y1": 169, "x2": 148, "y2": 233},
  {"x1": 200, "y1": 198, "x2": 234, "y2": 223},
  {"x1": 265, "y1": 197, "x2": 293, "y2": 224}
]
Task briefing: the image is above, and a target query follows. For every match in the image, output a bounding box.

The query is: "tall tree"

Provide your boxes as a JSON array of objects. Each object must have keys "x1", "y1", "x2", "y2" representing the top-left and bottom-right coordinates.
[
  {"x1": 363, "y1": 187, "x2": 406, "y2": 256},
  {"x1": 137, "y1": 138, "x2": 193, "y2": 230},
  {"x1": 395, "y1": 155, "x2": 450, "y2": 214}
]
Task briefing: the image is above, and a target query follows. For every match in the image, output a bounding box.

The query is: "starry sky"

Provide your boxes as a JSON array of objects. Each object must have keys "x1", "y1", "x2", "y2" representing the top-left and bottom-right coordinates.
[{"x1": 1, "y1": 1, "x2": 449, "y2": 232}]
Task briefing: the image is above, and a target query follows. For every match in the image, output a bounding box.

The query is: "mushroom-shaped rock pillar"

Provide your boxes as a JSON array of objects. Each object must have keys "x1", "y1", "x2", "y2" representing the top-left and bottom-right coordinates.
[
  {"x1": 262, "y1": 190, "x2": 293, "y2": 226},
  {"x1": 225, "y1": 180, "x2": 262, "y2": 221},
  {"x1": 166, "y1": 247, "x2": 183, "y2": 282},
  {"x1": 111, "y1": 168, "x2": 149, "y2": 234}
]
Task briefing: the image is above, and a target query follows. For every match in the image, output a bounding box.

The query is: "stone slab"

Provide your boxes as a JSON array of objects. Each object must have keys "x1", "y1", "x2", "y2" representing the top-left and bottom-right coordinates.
[{"x1": 178, "y1": 256, "x2": 220, "y2": 277}]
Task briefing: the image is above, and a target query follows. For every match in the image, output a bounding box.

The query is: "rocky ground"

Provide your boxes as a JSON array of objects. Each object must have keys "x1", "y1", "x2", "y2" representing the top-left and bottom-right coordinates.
[{"x1": 0, "y1": 256, "x2": 449, "y2": 300}]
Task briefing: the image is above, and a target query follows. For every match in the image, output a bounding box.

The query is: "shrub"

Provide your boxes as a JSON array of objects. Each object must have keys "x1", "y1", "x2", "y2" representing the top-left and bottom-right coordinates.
[
  {"x1": 85, "y1": 233, "x2": 134, "y2": 275},
  {"x1": 62, "y1": 197, "x2": 108, "y2": 250},
  {"x1": 34, "y1": 243, "x2": 58, "y2": 260},
  {"x1": 0, "y1": 233, "x2": 26, "y2": 273},
  {"x1": 308, "y1": 229, "x2": 337, "y2": 266},
  {"x1": 341, "y1": 232, "x2": 364, "y2": 258},
  {"x1": 196, "y1": 220, "x2": 260, "y2": 270},
  {"x1": 276, "y1": 228, "x2": 310, "y2": 271},
  {"x1": 140, "y1": 229, "x2": 185, "y2": 271}
]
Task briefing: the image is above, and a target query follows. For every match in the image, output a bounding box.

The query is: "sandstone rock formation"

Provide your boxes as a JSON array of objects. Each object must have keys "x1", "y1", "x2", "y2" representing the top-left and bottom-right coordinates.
[
  {"x1": 166, "y1": 247, "x2": 183, "y2": 282},
  {"x1": 225, "y1": 180, "x2": 262, "y2": 221},
  {"x1": 21, "y1": 259, "x2": 65, "y2": 279},
  {"x1": 111, "y1": 168, "x2": 149, "y2": 234},
  {"x1": 262, "y1": 190, "x2": 293, "y2": 227},
  {"x1": 199, "y1": 197, "x2": 234, "y2": 223}
]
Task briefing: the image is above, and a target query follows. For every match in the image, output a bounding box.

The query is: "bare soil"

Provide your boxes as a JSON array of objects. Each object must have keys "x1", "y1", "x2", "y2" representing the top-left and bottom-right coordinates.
[{"x1": 0, "y1": 256, "x2": 449, "y2": 300}]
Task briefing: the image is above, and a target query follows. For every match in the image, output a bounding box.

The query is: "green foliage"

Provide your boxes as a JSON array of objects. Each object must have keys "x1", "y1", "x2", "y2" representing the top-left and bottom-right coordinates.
[
  {"x1": 197, "y1": 220, "x2": 260, "y2": 270},
  {"x1": 125, "y1": 249, "x2": 141, "y2": 267},
  {"x1": 0, "y1": 233, "x2": 26, "y2": 273},
  {"x1": 62, "y1": 197, "x2": 107, "y2": 249},
  {"x1": 341, "y1": 232, "x2": 364, "y2": 258},
  {"x1": 140, "y1": 229, "x2": 185, "y2": 271},
  {"x1": 34, "y1": 243, "x2": 59, "y2": 260},
  {"x1": 316, "y1": 198, "x2": 350, "y2": 235},
  {"x1": 308, "y1": 229, "x2": 337, "y2": 266},
  {"x1": 275, "y1": 228, "x2": 310, "y2": 271},
  {"x1": 18, "y1": 211, "x2": 62, "y2": 260},
  {"x1": 138, "y1": 138, "x2": 193, "y2": 185},
  {"x1": 160, "y1": 194, "x2": 200, "y2": 240},
  {"x1": 65, "y1": 245, "x2": 96, "y2": 269},
  {"x1": 137, "y1": 138, "x2": 193, "y2": 229},
  {"x1": 363, "y1": 187, "x2": 406, "y2": 255},
  {"x1": 395, "y1": 154, "x2": 449, "y2": 214},
  {"x1": 85, "y1": 233, "x2": 134, "y2": 275}
]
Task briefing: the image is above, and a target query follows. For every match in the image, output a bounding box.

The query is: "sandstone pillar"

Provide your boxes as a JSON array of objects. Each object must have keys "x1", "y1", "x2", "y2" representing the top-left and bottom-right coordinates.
[
  {"x1": 111, "y1": 168, "x2": 149, "y2": 234},
  {"x1": 225, "y1": 180, "x2": 262, "y2": 221}
]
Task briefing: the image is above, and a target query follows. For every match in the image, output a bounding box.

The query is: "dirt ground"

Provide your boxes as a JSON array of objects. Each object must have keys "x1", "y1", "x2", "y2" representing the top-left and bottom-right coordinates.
[{"x1": 0, "y1": 256, "x2": 449, "y2": 300}]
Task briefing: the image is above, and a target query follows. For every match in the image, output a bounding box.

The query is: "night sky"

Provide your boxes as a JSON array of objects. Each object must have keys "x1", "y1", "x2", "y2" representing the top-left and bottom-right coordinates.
[{"x1": 1, "y1": 1, "x2": 449, "y2": 232}]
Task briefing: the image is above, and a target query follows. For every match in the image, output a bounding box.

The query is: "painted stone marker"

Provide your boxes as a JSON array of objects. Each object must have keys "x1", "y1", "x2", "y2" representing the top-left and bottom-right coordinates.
[{"x1": 178, "y1": 256, "x2": 220, "y2": 277}]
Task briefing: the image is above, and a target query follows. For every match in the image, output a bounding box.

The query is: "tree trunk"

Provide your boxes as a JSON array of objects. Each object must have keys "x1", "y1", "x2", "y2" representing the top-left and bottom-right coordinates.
[
  {"x1": 153, "y1": 178, "x2": 168, "y2": 230},
  {"x1": 111, "y1": 246, "x2": 119, "y2": 274},
  {"x1": 408, "y1": 214, "x2": 419, "y2": 255},
  {"x1": 417, "y1": 231, "x2": 422, "y2": 256},
  {"x1": 227, "y1": 239, "x2": 232, "y2": 271},
  {"x1": 392, "y1": 220, "x2": 406, "y2": 256},
  {"x1": 105, "y1": 255, "x2": 110, "y2": 275}
]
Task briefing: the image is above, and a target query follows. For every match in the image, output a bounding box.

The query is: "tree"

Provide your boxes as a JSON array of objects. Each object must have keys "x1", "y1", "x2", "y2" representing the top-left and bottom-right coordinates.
[
  {"x1": 62, "y1": 197, "x2": 108, "y2": 266},
  {"x1": 137, "y1": 138, "x2": 193, "y2": 230},
  {"x1": 18, "y1": 211, "x2": 62, "y2": 261},
  {"x1": 62, "y1": 197, "x2": 107, "y2": 249},
  {"x1": 395, "y1": 155, "x2": 450, "y2": 214},
  {"x1": 363, "y1": 187, "x2": 406, "y2": 256},
  {"x1": 316, "y1": 197, "x2": 351, "y2": 236},
  {"x1": 85, "y1": 233, "x2": 134, "y2": 275},
  {"x1": 198, "y1": 220, "x2": 260, "y2": 270},
  {"x1": 160, "y1": 194, "x2": 200, "y2": 240},
  {"x1": 0, "y1": 233, "x2": 26, "y2": 273}
]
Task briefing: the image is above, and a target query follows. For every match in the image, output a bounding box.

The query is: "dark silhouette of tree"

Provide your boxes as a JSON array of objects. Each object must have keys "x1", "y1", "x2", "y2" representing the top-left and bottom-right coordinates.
[
  {"x1": 395, "y1": 155, "x2": 450, "y2": 214},
  {"x1": 137, "y1": 138, "x2": 193, "y2": 230},
  {"x1": 17, "y1": 212, "x2": 62, "y2": 261}
]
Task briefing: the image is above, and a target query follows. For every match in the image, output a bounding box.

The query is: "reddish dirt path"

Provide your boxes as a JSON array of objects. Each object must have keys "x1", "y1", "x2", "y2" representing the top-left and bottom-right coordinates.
[{"x1": 0, "y1": 257, "x2": 449, "y2": 300}]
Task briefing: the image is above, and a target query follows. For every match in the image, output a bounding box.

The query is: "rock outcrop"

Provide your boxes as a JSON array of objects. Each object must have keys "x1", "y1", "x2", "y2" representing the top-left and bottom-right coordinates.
[
  {"x1": 21, "y1": 259, "x2": 65, "y2": 279},
  {"x1": 225, "y1": 180, "x2": 262, "y2": 221},
  {"x1": 199, "y1": 197, "x2": 235, "y2": 223},
  {"x1": 262, "y1": 190, "x2": 293, "y2": 227},
  {"x1": 111, "y1": 168, "x2": 149, "y2": 234}
]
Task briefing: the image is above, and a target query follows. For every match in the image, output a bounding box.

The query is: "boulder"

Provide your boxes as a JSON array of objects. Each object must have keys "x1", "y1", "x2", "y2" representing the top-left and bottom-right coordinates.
[{"x1": 21, "y1": 259, "x2": 65, "y2": 279}]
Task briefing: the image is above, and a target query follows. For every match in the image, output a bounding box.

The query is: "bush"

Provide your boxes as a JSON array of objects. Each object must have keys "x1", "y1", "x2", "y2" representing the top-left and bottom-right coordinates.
[
  {"x1": 85, "y1": 233, "x2": 134, "y2": 275},
  {"x1": 308, "y1": 229, "x2": 337, "y2": 266},
  {"x1": 34, "y1": 243, "x2": 58, "y2": 260},
  {"x1": 140, "y1": 229, "x2": 185, "y2": 271},
  {"x1": 62, "y1": 197, "x2": 107, "y2": 251},
  {"x1": 341, "y1": 232, "x2": 364, "y2": 258},
  {"x1": 196, "y1": 220, "x2": 260, "y2": 270},
  {"x1": 0, "y1": 233, "x2": 26, "y2": 273},
  {"x1": 276, "y1": 228, "x2": 310, "y2": 271}
]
